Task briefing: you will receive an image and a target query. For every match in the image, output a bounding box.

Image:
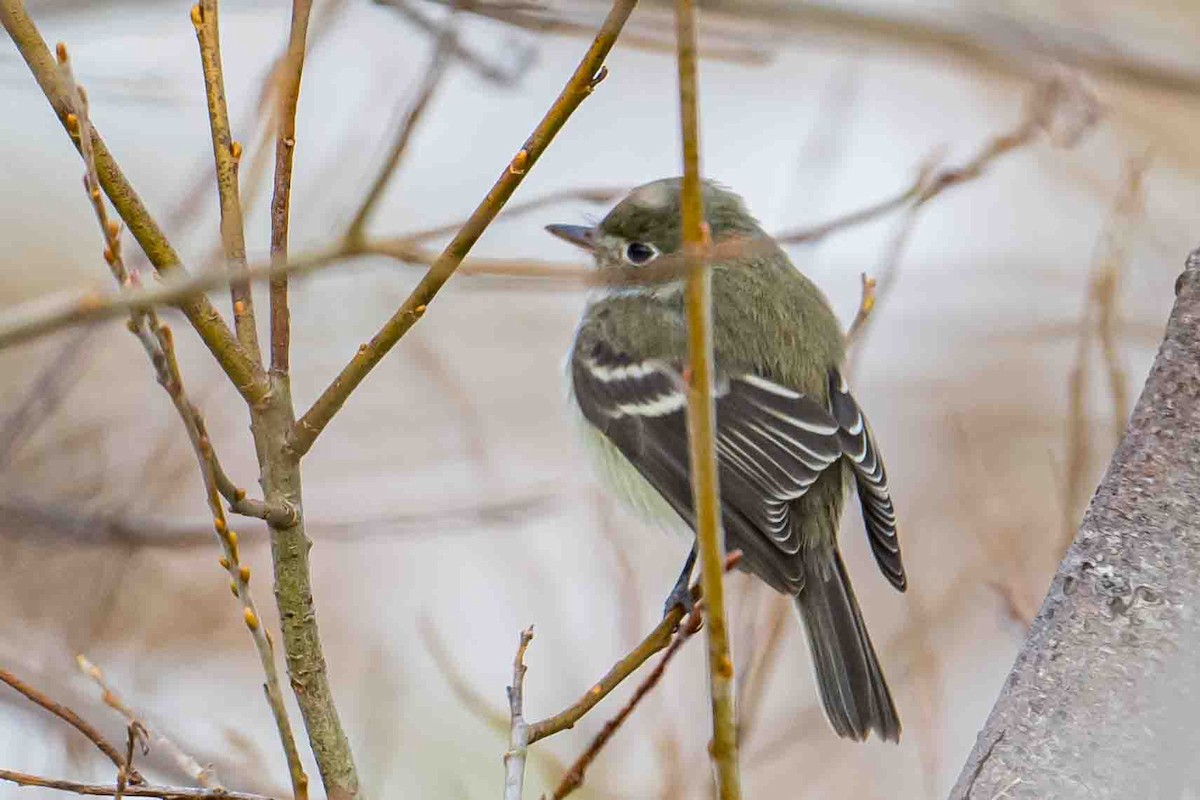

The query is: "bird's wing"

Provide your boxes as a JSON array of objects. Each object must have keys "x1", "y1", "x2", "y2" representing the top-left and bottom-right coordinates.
[
  {"x1": 828, "y1": 371, "x2": 906, "y2": 591},
  {"x1": 573, "y1": 339, "x2": 850, "y2": 593}
]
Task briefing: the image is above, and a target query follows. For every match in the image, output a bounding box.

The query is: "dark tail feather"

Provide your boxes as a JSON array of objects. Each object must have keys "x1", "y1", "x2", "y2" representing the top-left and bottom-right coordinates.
[{"x1": 795, "y1": 550, "x2": 901, "y2": 743}]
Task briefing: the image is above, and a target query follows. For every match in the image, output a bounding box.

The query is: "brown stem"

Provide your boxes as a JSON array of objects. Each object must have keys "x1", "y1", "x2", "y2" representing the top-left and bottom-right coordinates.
[
  {"x1": 550, "y1": 610, "x2": 703, "y2": 800},
  {"x1": 526, "y1": 552, "x2": 741, "y2": 745},
  {"x1": 268, "y1": 0, "x2": 314, "y2": 375},
  {"x1": 77, "y1": 656, "x2": 219, "y2": 789},
  {"x1": 288, "y1": 0, "x2": 640, "y2": 458},
  {"x1": 674, "y1": 0, "x2": 740, "y2": 796},
  {"x1": 0, "y1": 771, "x2": 277, "y2": 800},
  {"x1": 0, "y1": 669, "x2": 144, "y2": 785},
  {"x1": 192, "y1": 0, "x2": 262, "y2": 363}
]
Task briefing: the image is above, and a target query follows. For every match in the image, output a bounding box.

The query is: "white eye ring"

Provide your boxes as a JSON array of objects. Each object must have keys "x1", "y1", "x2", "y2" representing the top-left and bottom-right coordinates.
[{"x1": 624, "y1": 241, "x2": 660, "y2": 265}]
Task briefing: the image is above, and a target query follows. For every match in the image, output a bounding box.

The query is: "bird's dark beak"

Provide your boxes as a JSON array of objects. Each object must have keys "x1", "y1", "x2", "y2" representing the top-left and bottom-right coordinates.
[{"x1": 545, "y1": 223, "x2": 596, "y2": 252}]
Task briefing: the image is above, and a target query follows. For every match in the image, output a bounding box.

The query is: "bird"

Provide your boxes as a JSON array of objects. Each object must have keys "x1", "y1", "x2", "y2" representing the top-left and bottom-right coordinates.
[{"x1": 546, "y1": 177, "x2": 906, "y2": 743}]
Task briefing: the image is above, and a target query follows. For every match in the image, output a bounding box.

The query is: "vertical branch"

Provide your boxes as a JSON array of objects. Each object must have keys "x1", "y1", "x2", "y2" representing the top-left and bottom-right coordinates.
[
  {"x1": 268, "y1": 0, "x2": 314, "y2": 375},
  {"x1": 503, "y1": 627, "x2": 534, "y2": 800},
  {"x1": 674, "y1": 0, "x2": 741, "y2": 797},
  {"x1": 192, "y1": 0, "x2": 262, "y2": 364}
]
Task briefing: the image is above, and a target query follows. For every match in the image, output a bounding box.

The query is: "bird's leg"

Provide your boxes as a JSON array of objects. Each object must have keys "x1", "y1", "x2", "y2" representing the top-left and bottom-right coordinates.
[{"x1": 662, "y1": 543, "x2": 698, "y2": 618}]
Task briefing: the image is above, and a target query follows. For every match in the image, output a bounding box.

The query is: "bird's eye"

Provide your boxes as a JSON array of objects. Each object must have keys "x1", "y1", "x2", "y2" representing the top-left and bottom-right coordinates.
[{"x1": 624, "y1": 241, "x2": 659, "y2": 265}]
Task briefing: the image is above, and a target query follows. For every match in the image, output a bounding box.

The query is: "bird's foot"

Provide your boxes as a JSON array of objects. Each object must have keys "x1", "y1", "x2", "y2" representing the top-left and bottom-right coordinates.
[{"x1": 662, "y1": 581, "x2": 694, "y2": 620}]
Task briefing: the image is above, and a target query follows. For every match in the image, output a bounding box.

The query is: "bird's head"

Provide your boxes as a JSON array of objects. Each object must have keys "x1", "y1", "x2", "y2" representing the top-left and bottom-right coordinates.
[{"x1": 545, "y1": 178, "x2": 763, "y2": 271}]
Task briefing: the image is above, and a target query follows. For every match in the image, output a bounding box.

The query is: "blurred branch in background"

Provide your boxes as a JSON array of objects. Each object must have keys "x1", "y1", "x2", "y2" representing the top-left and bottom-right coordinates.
[
  {"x1": 0, "y1": 67, "x2": 1099, "y2": 354},
  {"x1": 381, "y1": 0, "x2": 774, "y2": 65},
  {"x1": 0, "y1": 667, "x2": 144, "y2": 785},
  {"x1": 688, "y1": 0, "x2": 1200, "y2": 96},
  {"x1": 1061, "y1": 152, "x2": 1148, "y2": 546},
  {"x1": 77, "y1": 656, "x2": 221, "y2": 790}
]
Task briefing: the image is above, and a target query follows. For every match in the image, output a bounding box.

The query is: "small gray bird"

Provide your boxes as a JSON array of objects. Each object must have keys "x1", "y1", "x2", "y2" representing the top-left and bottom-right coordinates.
[{"x1": 547, "y1": 178, "x2": 905, "y2": 743}]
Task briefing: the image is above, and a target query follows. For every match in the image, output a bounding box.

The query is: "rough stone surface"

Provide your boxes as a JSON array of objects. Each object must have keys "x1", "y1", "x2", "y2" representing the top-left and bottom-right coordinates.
[{"x1": 949, "y1": 249, "x2": 1200, "y2": 799}]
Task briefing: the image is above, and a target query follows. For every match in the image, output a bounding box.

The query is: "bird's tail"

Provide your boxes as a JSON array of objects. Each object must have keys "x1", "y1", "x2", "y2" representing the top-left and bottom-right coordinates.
[{"x1": 795, "y1": 550, "x2": 901, "y2": 743}]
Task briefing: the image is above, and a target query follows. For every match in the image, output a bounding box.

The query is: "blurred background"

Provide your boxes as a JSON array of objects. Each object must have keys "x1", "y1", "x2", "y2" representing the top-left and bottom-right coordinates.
[{"x1": 1, "y1": 0, "x2": 1197, "y2": 797}]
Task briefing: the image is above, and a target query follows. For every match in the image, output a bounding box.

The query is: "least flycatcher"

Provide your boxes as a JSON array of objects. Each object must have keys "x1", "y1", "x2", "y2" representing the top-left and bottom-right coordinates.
[{"x1": 548, "y1": 178, "x2": 905, "y2": 743}]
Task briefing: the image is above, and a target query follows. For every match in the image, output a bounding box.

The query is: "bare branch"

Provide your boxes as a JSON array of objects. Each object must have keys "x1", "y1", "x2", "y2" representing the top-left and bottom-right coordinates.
[
  {"x1": 502, "y1": 626, "x2": 534, "y2": 800},
  {"x1": 0, "y1": 771, "x2": 278, "y2": 800},
  {"x1": 192, "y1": 0, "x2": 262, "y2": 363},
  {"x1": 268, "y1": 0, "x2": 315, "y2": 375},
  {"x1": 526, "y1": 552, "x2": 741, "y2": 745},
  {"x1": 0, "y1": 668, "x2": 144, "y2": 785},
  {"x1": 288, "y1": 0, "x2": 640, "y2": 458},
  {"x1": 674, "y1": 0, "x2": 740, "y2": 795},
  {"x1": 549, "y1": 609, "x2": 703, "y2": 800},
  {"x1": 76, "y1": 656, "x2": 220, "y2": 790}
]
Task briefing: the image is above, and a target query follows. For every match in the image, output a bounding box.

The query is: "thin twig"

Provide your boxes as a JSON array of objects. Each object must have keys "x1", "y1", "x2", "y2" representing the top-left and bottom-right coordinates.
[
  {"x1": 192, "y1": 0, "x2": 262, "y2": 363},
  {"x1": 344, "y1": 9, "x2": 459, "y2": 244},
  {"x1": 116, "y1": 723, "x2": 148, "y2": 800},
  {"x1": 0, "y1": 771, "x2": 277, "y2": 800},
  {"x1": 0, "y1": 0, "x2": 267, "y2": 404},
  {"x1": 0, "y1": 325, "x2": 92, "y2": 470},
  {"x1": 549, "y1": 610, "x2": 703, "y2": 800},
  {"x1": 526, "y1": 552, "x2": 742, "y2": 745},
  {"x1": 844, "y1": 272, "x2": 878, "y2": 346},
  {"x1": 77, "y1": 656, "x2": 221, "y2": 790},
  {"x1": 675, "y1": 0, "x2": 740, "y2": 796},
  {"x1": 503, "y1": 626, "x2": 535, "y2": 800},
  {"x1": 288, "y1": 0, "x2": 640, "y2": 458},
  {"x1": 268, "y1": 0, "x2": 315, "y2": 375},
  {"x1": 0, "y1": 668, "x2": 143, "y2": 785}
]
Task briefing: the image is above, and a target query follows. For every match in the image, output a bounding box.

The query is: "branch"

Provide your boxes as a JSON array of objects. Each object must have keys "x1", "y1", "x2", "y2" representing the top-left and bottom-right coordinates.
[
  {"x1": 947, "y1": 247, "x2": 1200, "y2": 795},
  {"x1": 0, "y1": 668, "x2": 143, "y2": 785},
  {"x1": 268, "y1": 0, "x2": 314, "y2": 375},
  {"x1": 526, "y1": 551, "x2": 741, "y2": 745},
  {"x1": 674, "y1": 0, "x2": 740, "y2": 796},
  {"x1": 77, "y1": 656, "x2": 220, "y2": 790},
  {"x1": 844, "y1": 272, "x2": 877, "y2": 346},
  {"x1": 192, "y1": 0, "x2": 262, "y2": 362},
  {"x1": 502, "y1": 626, "x2": 534, "y2": 800},
  {"x1": 0, "y1": 0, "x2": 269, "y2": 405},
  {"x1": 549, "y1": 609, "x2": 703, "y2": 800},
  {"x1": 287, "y1": 0, "x2": 640, "y2": 457},
  {"x1": 0, "y1": 771, "x2": 277, "y2": 800},
  {"x1": 52, "y1": 44, "x2": 307, "y2": 800}
]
